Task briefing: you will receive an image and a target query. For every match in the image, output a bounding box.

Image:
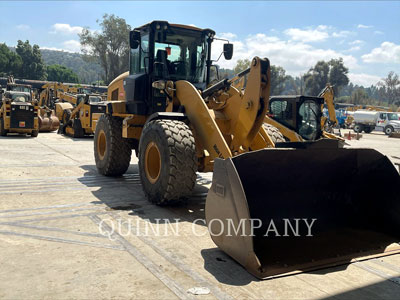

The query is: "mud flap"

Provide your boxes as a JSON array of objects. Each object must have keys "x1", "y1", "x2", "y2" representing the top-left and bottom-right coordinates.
[{"x1": 205, "y1": 147, "x2": 400, "y2": 279}]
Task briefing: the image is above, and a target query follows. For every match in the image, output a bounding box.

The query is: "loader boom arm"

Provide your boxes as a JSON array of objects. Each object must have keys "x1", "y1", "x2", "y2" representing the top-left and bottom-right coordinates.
[
  {"x1": 175, "y1": 57, "x2": 271, "y2": 160},
  {"x1": 319, "y1": 85, "x2": 338, "y2": 127}
]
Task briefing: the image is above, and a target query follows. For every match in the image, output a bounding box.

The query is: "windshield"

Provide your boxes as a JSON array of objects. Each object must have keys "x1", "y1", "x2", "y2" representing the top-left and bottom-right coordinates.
[
  {"x1": 10, "y1": 86, "x2": 31, "y2": 93},
  {"x1": 89, "y1": 96, "x2": 102, "y2": 103},
  {"x1": 11, "y1": 93, "x2": 30, "y2": 103},
  {"x1": 387, "y1": 113, "x2": 400, "y2": 121},
  {"x1": 154, "y1": 29, "x2": 207, "y2": 83}
]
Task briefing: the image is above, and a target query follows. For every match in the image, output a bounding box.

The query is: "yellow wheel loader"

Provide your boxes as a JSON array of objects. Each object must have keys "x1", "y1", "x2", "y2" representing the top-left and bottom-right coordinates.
[
  {"x1": 56, "y1": 92, "x2": 106, "y2": 138},
  {"x1": 0, "y1": 90, "x2": 39, "y2": 137},
  {"x1": 94, "y1": 21, "x2": 400, "y2": 279}
]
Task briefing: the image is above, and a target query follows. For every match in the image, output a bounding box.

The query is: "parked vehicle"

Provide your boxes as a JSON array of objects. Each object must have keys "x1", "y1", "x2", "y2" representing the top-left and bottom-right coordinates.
[{"x1": 353, "y1": 110, "x2": 400, "y2": 135}]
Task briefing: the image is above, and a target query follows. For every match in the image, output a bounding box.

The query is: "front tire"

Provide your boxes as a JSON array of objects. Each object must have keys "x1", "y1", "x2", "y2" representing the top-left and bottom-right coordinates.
[
  {"x1": 72, "y1": 119, "x2": 84, "y2": 138},
  {"x1": 384, "y1": 126, "x2": 394, "y2": 136},
  {"x1": 0, "y1": 118, "x2": 7, "y2": 136},
  {"x1": 94, "y1": 114, "x2": 131, "y2": 176},
  {"x1": 139, "y1": 119, "x2": 197, "y2": 205}
]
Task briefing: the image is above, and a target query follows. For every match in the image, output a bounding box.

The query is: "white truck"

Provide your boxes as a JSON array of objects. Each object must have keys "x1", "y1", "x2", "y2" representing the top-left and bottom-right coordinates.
[{"x1": 353, "y1": 110, "x2": 400, "y2": 135}]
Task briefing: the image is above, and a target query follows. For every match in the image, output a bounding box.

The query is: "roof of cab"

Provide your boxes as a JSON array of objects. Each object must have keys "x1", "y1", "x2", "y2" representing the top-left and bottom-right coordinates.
[{"x1": 135, "y1": 21, "x2": 215, "y2": 35}]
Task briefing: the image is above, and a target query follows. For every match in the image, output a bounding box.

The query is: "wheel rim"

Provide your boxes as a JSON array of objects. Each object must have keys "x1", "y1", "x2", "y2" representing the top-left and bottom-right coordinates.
[
  {"x1": 144, "y1": 141, "x2": 161, "y2": 184},
  {"x1": 386, "y1": 128, "x2": 392, "y2": 134},
  {"x1": 97, "y1": 130, "x2": 107, "y2": 160}
]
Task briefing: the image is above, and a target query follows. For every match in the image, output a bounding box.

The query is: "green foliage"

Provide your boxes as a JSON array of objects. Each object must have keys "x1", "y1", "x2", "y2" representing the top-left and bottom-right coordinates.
[
  {"x1": 40, "y1": 49, "x2": 103, "y2": 84},
  {"x1": 47, "y1": 64, "x2": 79, "y2": 83},
  {"x1": 303, "y1": 58, "x2": 349, "y2": 96},
  {"x1": 0, "y1": 43, "x2": 22, "y2": 77},
  {"x1": 233, "y1": 59, "x2": 251, "y2": 74},
  {"x1": 80, "y1": 14, "x2": 131, "y2": 84},
  {"x1": 16, "y1": 40, "x2": 47, "y2": 80},
  {"x1": 303, "y1": 61, "x2": 330, "y2": 95},
  {"x1": 270, "y1": 65, "x2": 289, "y2": 95},
  {"x1": 378, "y1": 71, "x2": 400, "y2": 105},
  {"x1": 328, "y1": 58, "x2": 349, "y2": 95}
]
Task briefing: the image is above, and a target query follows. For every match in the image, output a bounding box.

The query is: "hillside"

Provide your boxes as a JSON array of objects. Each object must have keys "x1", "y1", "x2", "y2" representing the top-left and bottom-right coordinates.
[{"x1": 40, "y1": 49, "x2": 103, "y2": 84}]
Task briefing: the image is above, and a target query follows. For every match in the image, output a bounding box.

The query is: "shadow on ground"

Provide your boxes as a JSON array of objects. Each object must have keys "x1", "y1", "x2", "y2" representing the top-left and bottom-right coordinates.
[{"x1": 78, "y1": 164, "x2": 210, "y2": 224}]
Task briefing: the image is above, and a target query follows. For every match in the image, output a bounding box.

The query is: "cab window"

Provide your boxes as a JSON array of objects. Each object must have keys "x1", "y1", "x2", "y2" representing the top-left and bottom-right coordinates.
[
  {"x1": 269, "y1": 100, "x2": 295, "y2": 129},
  {"x1": 140, "y1": 34, "x2": 149, "y2": 73},
  {"x1": 298, "y1": 100, "x2": 319, "y2": 140}
]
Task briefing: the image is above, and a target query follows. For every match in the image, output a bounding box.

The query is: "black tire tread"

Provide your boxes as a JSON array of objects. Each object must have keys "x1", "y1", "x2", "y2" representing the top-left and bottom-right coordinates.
[
  {"x1": 139, "y1": 119, "x2": 197, "y2": 205},
  {"x1": 384, "y1": 125, "x2": 394, "y2": 135},
  {"x1": 0, "y1": 118, "x2": 7, "y2": 136},
  {"x1": 263, "y1": 123, "x2": 285, "y2": 143},
  {"x1": 95, "y1": 114, "x2": 131, "y2": 176}
]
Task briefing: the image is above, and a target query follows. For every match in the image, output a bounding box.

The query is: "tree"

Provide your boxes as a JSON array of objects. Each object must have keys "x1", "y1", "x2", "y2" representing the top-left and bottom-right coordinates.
[
  {"x1": 351, "y1": 88, "x2": 369, "y2": 104},
  {"x1": 15, "y1": 40, "x2": 47, "y2": 80},
  {"x1": 80, "y1": 14, "x2": 131, "y2": 84},
  {"x1": 328, "y1": 58, "x2": 349, "y2": 95},
  {"x1": 378, "y1": 71, "x2": 400, "y2": 105},
  {"x1": 303, "y1": 58, "x2": 349, "y2": 96},
  {"x1": 47, "y1": 64, "x2": 79, "y2": 83},
  {"x1": 303, "y1": 61, "x2": 330, "y2": 95},
  {"x1": 233, "y1": 59, "x2": 251, "y2": 74},
  {"x1": 270, "y1": 65, "x2": 289, "y2": 95},
  {"x1": 0, "y1": 43, "x2": 22, "y2": 76}
]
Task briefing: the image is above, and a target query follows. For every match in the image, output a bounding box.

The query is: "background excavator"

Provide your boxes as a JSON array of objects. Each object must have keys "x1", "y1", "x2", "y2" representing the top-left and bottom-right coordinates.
[
  {"x1": 37, "y1": 82, "x2": 64, "y2": 132},
  {"x1": 93, "y1": 21, "x2": 400, "y2": 279}
]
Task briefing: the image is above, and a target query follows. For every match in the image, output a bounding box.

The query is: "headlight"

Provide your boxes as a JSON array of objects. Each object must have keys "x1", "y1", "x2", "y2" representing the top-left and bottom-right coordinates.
[{"x1": 152, "y1": 80, "x2": 166, "y2": 90}]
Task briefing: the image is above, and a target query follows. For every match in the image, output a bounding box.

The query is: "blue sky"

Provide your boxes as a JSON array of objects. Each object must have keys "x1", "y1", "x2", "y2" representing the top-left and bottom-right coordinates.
[{"x1": 1, "y1": 1, "x2": 399, "y2": 86}]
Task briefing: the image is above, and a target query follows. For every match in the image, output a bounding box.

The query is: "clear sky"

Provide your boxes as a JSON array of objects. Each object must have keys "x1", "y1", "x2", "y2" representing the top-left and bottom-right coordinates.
[{"x1": 1, "y1": 1, "x2": 399, "y2": 86}]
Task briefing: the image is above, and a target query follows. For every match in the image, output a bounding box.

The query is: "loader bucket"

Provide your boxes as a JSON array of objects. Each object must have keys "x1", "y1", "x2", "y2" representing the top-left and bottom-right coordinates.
[
  {"x1": 205, "y1": 147, "x2": 400, "y2": 279},
  {"x1": 39, "y1": 113, "x2": 60, "y2": 132}
]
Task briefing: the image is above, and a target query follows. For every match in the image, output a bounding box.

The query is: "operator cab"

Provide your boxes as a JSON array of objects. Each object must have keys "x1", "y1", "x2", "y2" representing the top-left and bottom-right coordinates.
[
  {"x1": 124, "y1": 21, "x2": 232, "y2": 116},
  {"x1": 269, "y1": 95, "x2": 323, "y2": 141},
  {"x1": 4, "y1": 91, "x2": 32, "y2": 104},
  {"x1": 7, "y1": 84, "x2": 32, "y2": 93}
]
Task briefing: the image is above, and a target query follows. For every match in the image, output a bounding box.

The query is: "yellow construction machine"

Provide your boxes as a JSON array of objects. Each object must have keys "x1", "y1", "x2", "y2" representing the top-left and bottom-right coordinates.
[
  {"x1": 37, "y1": 82, "x2": 66, "y2": 132},
  {"x1": 56, "y1": 91, "x2": 106, "y2": 138},
  {"x1": 263, "y1": 84, "x2": 342, "y2": 143},
  {"x1": 94, "y1": 21, "x2": 400, "y2": 279},
  {"x1": 0, "y1": 77, "x2": 39, "y2": 137}
]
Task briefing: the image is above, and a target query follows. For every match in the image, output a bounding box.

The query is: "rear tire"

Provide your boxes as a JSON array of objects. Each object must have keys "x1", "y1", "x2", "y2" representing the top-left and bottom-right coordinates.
[
  {"x1": 139, "y1": 119, "x2": 197, "y2": 205},
  {"x1": 353, "y1": 124, "x2": 363, "y2": 133},
  {"x1": 0, "y1": 118, "x2": 7, "y2": 136},
  {"x1": 31, "y1": 130, "x2": 39, "y2": 137},
  {"x1": 94, "y1": 114, "x2": 132, "y2": 176},
  {"x1": 384, "y1": 126, "x2": 394, "y2": 136},
  {"x1": 364, "y1": 127, "x2": 372, "y2": 134},
  {"x1": 263, "y1": 123, "x2": 285, "y2": 143}
]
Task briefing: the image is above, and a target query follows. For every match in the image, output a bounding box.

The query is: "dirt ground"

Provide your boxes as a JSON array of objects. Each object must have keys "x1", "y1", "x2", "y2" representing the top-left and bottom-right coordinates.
[{"x1": 0, "y1": 131, "x2": 399, "y2": 299}]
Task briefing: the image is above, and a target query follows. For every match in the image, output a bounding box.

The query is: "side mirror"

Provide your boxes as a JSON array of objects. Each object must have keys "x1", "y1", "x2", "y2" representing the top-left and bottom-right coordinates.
[
  {"x1": 130, "y1": 30, "x2": 141, "y2": 49},
  {"x1": 223, "y1": 43, "x2": 233, "y2": 60}
]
